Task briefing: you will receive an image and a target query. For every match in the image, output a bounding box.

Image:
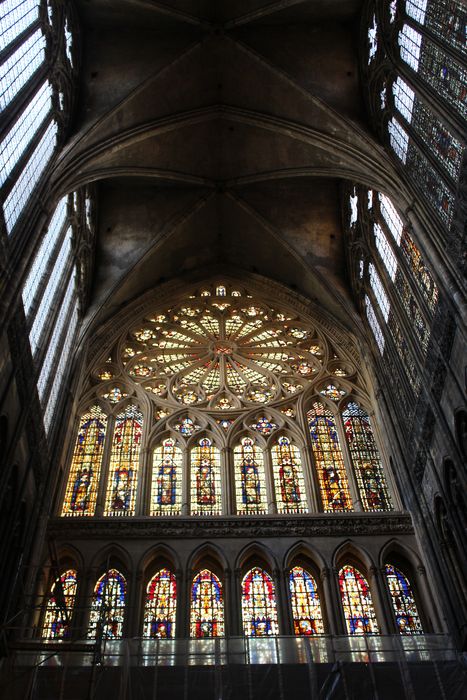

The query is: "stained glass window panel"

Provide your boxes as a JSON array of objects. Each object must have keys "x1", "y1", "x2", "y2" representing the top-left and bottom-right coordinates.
[
  {"x1": 88, "y1": 569, "x2": 126, "y2": 640},
  {"x1": 385, "y1": 564, "x2": 423, "y2": 635},
  {"x1": 42, "y1": 569, "x2": 77, "y2": 640},
  {"x1": 190, "y1": 569, "x2": 224, "y2": 638},
  {"x1": 289, "y1": 567, "x2": 325, "y2": 636},
  {"x1": 307, "y1": 403, "x2": 352, "y2": 512},
  {"x1": 365, "y1": 296, "x2": 385, "y2": 354},
  {"x1": 0, "y1": 0, "x2": 40, "y2": 52},
  {"x1": 400, "y1": 230, "x2": 438, "y2": 311},
  {"x1": 143, "y1": 569, "x2": 177, "y2": 638},
  {"x1": 0, "y1": 28, "x2": 46, "y2": 110},
  {"x1": 242, "y1": 567, "x2": 279, "y2": 636},
  {"x1": 342, "y1": 403, "x2": 392, "y2": 512},
  {"x1": 271, "y1": 436, "x2": 307, "y2": 514},
  {"x1": 234, "y1": 437, "x2": 267, "y2": 515},
  {"x1": 104, "y1": 406, "x2": 143, "y2": 517},
  {"x1": 150, "y1": 439, "x2": 182, "y2": 516},
  {"x1": 190, "y1": 438, "x2": 222, "y2": 516},
  {"x1": 62, "y1": 406, "x2": 107, "y2": 517},
  {"x1": 339, "y1": 565, "x2": 379, "y2": 635},
  {"x1": 418, "y1": 40, "x2": 467, "y2": 119}
]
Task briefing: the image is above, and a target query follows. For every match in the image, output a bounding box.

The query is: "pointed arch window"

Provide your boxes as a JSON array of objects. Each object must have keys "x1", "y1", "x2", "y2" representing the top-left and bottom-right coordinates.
[
  {"x1": 104, "y1": 405, "x2": 143, "y2": 517},
  {"x1": 339, "y1": 565, "x2": 379, "y2": 635},
  {"x1": 143, "y1": 568, "x2": 177, "y2": 638},
  {"x1": 342, "y1": 402, "x2": 392, "y2": 512},
  {"x1": 42, "y1": 569, "x2": 77, "y2": 640},
  {"x1": 62, "y1": 406, "x2": 107, "y2": 517},
  {"x1": 242, "y1": 567, "x2": 278, "y2": 636},
  {"x1": 88, "y1": 569, "x2": 126, "y2": 640},
  {"x1": 190, "y1": 438, "x2": 222, "y2": 516},
  {"x1": 289, "y1": 566, "x2": 324, "y2": 636},
  {"x1": 150, "y1": 438, "x2": 182, "y2": 516},
  {"x1": 271, "y1": 436, "x2": 307, "y2": 514},
  {"x1": 190, "y1": 569, "x2": 224, "y2": 638},
  {"x1": 234, "y1": 437, "x2": 267, "y2": 515},
  {"x1": 384, "y1": 564, "x2": 423, "y2": 634},
  {"x1": 307, "y1": 403, "x2": 352, "y2": 512}
]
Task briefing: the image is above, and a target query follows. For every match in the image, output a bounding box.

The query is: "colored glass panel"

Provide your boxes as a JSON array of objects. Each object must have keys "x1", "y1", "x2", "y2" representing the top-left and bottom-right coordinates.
[
  {"x1": 271, "y1": 436, "x2": 307, "y2": 514},
  {"x1": 419, "y1": 37, "x2": 467, "y2": 119},
  {"x1": 250, "y1": 416, "x2": 278, "y2": 436},
  {"x1": 400, "y1": 230, "x2": 438, "y2": 311},
  {"x1": 365, "y1": 296, "x2": 385, "y2": 354},
  {"x1": 234, "y1": 437, "x2": 267, "y2": 515},
  {"x1": 190, "y1": 569, "x2": 224, "y2": 637},
  {"x1": 339, "y1": 565, "x2": 379, "y2": 635},
  {"x1": 190, "y1": 438, "x2": 222, "y2": 515},
  {"x1": 104, "y1": 405, "x2": 143, "y2": 516},
  {"x1": 385, "y1": 564, "x2": 423, "y2": 635},
  {"x1": 342, "y1": 403, "x2": 392, "y2": 512},
  {"x1": 150, "y1": 438, "x2": 182, "y2": 516},
  {"x1": 242, "y1": 567, "x2": 278, "y2": 636},
  {"x1": 61, "y1": 406, "x2": 107, "y2": 517},
  {"x1": 42, "y1": 569, "x2": 77, "y2": 640},
  {"x1": 143, "y1": 568, "x2": 177, "y2": 638},
  {"x1": 88, "y1": 569, "x2": 126, "y2": 640},
  {"x1": 289, "y1": 567, "x2": 325, "y2": 636},
  {"x1": 307, "y1": 403, "x2": 352, "y2": 512}
]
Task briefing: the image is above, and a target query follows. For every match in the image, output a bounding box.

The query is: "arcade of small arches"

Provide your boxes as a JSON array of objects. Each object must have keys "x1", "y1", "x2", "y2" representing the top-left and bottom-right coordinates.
[
  {"x1": 39, "y1": 542, "x2": 432, "y2": 642},
  {"x1": 60, "y1": 283, "x2": 398, "y2": 520}
]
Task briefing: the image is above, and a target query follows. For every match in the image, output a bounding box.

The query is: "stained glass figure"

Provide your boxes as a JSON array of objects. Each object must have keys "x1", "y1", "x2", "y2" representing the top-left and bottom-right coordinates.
[
  {"x1": 289, "y1": 566, "x2": 325, "y2": 636},
  {"x1": 250, "y1": 416, "x2": 278, "y2": 435},
  {"x1": 234, "y1": 437, "x2": 267, "y2": 515},
  {"x1": 339, "y1": 565, "x2": 379, "y2": 635},
  {"x1": 88, "y1": 569, "x2": 127, "y2": 639},
  {"x1": 342, "y1": 402, "x2": 392, "y2": 512},
  {"x1": 104, "y1": 405, "x2": 143, "y2": 516},
  {"x1": 143, "y1": 568, "x2": 177, "y2": 638},
  {"x1": 385, "y1": 564, "x2": 423, "y2": 635},
  {"x1": 62, "y1": 406, "x2": 107, "y2": 517},
  {"x1": 173, "y1": 417, "x2": 200, "y2": 436},
  {"x1": 190, "y1": 437, "x2": 222, "y2": 515},
  {"x1": 271, "y1": 436, "x2": 307, "y2": 513},
  {"x1": 190, "y1": 569, "x2": 224, "y2": 637},
  {"x1": 242, "y1": 567, "x2": 278, "y2": 636},
  {"x1": 150, "y1": 439, "x2": 182, "y2": 516},
  {"x1": 307, "y1": 402, "x2": 352, "y2": 512},
  {"x1": 42, "y1": 570, "x2": 77, "y2": 640}
]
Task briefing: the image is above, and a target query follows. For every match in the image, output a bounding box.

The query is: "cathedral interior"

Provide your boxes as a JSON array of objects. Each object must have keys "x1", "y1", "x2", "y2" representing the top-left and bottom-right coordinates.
[{"x1": 0, "y1": 0, "x2": 466, "y2": 698}]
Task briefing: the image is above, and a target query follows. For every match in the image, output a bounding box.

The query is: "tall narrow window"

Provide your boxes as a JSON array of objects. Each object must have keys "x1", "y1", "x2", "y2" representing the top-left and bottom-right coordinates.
[
  {"x1": 385, "y1": 564, "x2": 423, "y2": 635},
  {"x1": 143, "y1": 569, "x2": 177, "y2": 638},
  {"x1": 270, "y1": 436, "x2": 307, "y2": 513},
  {"x1": 234, "y1": 437, "x2": 267, "y2": 515},
  {"x1": 104, "y1": 405, "x2": 143, "y2": 517},
  {"x1": 289, "y1": 566, "x2": 324, "y2": 636},
  {"x1": 190, "y1": 569, "x2": 224, "y2": 638},
  {"x1": 150, "y1": 438, "x2": 182, "y2": 516},
  {"x1": 190, "y1": 437, "x2": 222, "y2": 516},
  {"x1": 307, "y1": 402, "x2": 352, "y2": 512},
  {"x1": 0, "y1": 28, "x2": 46, "y2": 110},
  {"x1": 88, "y1": 569, "x2": 127, "y2": 640},
  {"x1": 42, "y1": 569, "x2": 77, "y2": 640},
  {"x1": 61, "y1": 406, "x2": 107, "y2": 517},
  {"x1": 342, "y1": 403, "x2": 392, "y2": 512},
  {"x1": 242, "y1": 567, "x2": 278, "y2": 636},
  {"x1": 339, "y1": 565, "x2": 379, "y2": 635}
]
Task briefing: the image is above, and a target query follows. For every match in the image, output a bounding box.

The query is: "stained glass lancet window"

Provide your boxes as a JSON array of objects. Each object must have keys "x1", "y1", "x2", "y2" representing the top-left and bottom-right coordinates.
[
  {"x1": 88, "y1": 569, "x2": 126, "y2": 640},
  {"x1": 104, "y1": 405, "x2": 143, "y2": 517},
  {"x1": 150, "y1": 439, "x2": 182, "y2": 516},
  {"x1": 234, "y1": 437, "x2": 267, "y2": 515},
  {"x1": 339, "y1": 565, "x2": 379, "y2": 635},
  {"x1": 62, "y1": 406, "x2": 107, "y2": 517},
  {"x1": 242, "y1": 567, "x2": 279, "y2": 636},
  {"x1": 143, "y1": 569, "x2": 177, "y2": 638},
  {"x1": 270, "y1": 436, "x2": 307, "y2": 514},
  {"x1": 190, "y1": 569, "x2": 224, "y2": 637},
  {"x1": 42, "y1": 570, "x2": 77, "y2": 640},
  {"x1": 307, "y1": 403, "x2": 352, "y2": 512},
  {"x1": 190, "y1": 438, "x2": 222, "y2": 516},
  {"x1": 342, "y1": 403, "x2": 392, "y2": 512},
  {"x1": 289, "y1": 567, "x2": 325, "y2": 636},
  {"x1": 385, "y1": 564, "x2": 423, "y2": 635}
]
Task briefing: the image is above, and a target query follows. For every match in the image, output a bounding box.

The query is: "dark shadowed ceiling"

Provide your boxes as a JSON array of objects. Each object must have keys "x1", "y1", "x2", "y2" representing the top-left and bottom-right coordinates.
[{"x1": 51, "y1": 0, "x2": 402, "y2": 335}]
